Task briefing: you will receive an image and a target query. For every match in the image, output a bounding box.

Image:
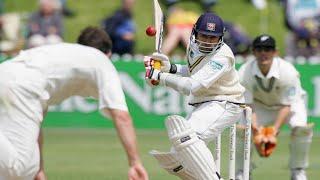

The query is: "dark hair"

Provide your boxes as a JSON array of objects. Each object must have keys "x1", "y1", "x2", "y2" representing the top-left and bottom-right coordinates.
[
  {"x1": 77, "y1": 26, "x2": 112, "y2": 54},
  {"x1": 252, "y1": 34, "x2": 276, "y2": 50}
]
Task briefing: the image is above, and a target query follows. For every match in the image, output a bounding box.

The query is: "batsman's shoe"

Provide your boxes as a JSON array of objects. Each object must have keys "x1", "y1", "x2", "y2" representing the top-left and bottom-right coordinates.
[
  {"x1": 235, "y1": 170, "x2": 252, "y2": 180},
  {"x1": 291, "y1": 168, "x2": 307, "y2": 180},
  {"x1": 235, "y1": 170, "x2": 244, "y2": 180}
]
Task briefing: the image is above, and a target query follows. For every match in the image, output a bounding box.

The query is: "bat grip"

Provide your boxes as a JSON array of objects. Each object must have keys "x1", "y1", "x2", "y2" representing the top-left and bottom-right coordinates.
[{"x1": 153, "y1": 60, "x2": 161, "y2": 70}]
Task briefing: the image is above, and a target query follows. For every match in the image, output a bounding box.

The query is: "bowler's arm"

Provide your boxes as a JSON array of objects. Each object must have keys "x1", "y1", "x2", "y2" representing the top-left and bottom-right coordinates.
[
  {"x1": 34, "y1": 129, "x2": 46, "y2": 180},
  {"x1": 105, "y1": 109, "x2": 141, "y2": 166},
  {"x1": 34, "y1": 107, "x2": 48, "y2": 180}
]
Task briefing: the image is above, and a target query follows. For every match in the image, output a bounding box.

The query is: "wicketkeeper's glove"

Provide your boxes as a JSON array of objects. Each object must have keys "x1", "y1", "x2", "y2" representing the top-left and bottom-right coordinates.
[{"x1": 254, "y1": 126, "x2": 277, "y2": 157}]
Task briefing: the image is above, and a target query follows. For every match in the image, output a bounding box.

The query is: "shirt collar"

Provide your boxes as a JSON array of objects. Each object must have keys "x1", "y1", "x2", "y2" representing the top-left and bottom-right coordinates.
[{"x1": 252, "y1": 57, "x2": 280, "y2": 79}]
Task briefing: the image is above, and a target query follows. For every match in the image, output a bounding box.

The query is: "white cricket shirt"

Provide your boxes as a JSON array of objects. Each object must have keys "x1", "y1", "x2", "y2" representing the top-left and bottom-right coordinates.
[
  {"x1": 188, "y1": 44, "x2": 245, "y2": 104},
  {"x1": 238, "y1": 57, "x2": 304, "y2": 110},
  {"x1": 2, "y1": 43, "x2": 128, "y2": 115}
]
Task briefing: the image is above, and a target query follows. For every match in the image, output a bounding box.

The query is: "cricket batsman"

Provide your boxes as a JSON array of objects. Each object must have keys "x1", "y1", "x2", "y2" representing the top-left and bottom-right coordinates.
[
  {"x1": 0, "y1": 27, "x2": 148, "y2": 180},
  {"x1": 144, "y1": 12, "x2": 245, "y2": 179},
  {"x1": 236, "y1": 34, "x2": 313, "y2": 180}
]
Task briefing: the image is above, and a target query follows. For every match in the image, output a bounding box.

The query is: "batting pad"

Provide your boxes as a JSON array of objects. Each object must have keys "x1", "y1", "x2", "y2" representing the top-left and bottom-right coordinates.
[
  {"x1": 165, "y1": 115, "x2": 221, "y2": 180},
  {"x1": 289, "y1": 123, "x2": 314, "y2": 169},
  {"x1": 150, "y1": 150, "x2": 197, "y2": 180}
]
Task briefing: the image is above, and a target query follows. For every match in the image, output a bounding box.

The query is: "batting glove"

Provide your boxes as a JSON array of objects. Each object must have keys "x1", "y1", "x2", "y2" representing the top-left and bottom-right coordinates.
[
  {"x1": 151, "y1": 52, "x2": 171, "y2": 73},
  {"x1": 144, "y1": 56, "x2": 161, "y2": 86},
  {"x1": 145, "y1": 66, "x2": 161, "y2": 84}
]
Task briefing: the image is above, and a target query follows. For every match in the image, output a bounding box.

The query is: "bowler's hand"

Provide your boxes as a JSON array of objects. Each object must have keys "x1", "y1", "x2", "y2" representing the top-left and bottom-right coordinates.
[
  {"x1": 34, "y1": 169, "x2": 47, "y2": 180},
  {"x1": 128, "y1": 163, "x2": 149, "y2": 180}
]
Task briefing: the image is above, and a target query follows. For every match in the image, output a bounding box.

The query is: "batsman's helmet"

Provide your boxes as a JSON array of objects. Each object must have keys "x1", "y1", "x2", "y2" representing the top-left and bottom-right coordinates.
[{"x1": 190, "y1": 12, "x2": 225, "y2": 54}]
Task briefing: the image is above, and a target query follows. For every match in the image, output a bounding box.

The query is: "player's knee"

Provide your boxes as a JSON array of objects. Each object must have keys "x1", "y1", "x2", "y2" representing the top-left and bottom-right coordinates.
[
  {"x1": 9, "y1": 159, "x2": 27, "y2": 178},
  {"x1": 289, "y1": 123, "x2": 314, "y2": 169},
  {"x1": 291, "y1": 123, "x2": 314, "y2": 138},
  {"x1": 165, "y1": 115, "x2": 221, "y2": 180},
  {"x1": 165, "y1": 115, "x2": 198, "y2": 148},
  {"x1": 4, "y1": 157, "x2": 37, "y2": 179}
]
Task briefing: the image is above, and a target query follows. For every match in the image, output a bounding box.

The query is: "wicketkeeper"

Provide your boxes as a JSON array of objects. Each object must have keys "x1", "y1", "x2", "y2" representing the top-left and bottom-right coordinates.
[{"x1": 236, "y1": 34, "x2": 313, "y2": 180}]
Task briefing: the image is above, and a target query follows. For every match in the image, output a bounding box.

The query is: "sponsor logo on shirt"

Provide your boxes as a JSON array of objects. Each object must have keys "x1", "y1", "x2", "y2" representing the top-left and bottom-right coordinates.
[
  {"x1": 209, "y1": 61, "x2": 223, "y2": 70},
  {"x1": 288, "y1": 86, "x2": 296, "y2": 96}
]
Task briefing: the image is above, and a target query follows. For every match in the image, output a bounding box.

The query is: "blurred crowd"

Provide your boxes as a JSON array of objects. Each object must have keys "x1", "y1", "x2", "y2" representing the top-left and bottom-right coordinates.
[
  {"x1": 0, "y1": 0, "x2": 74, "y2": 60},
  {"x1": 283, "y1": 0, "x2": 320, "y2": 58},
  {"x1": 0, "y1": 0, "x2": 319, "y2": 61},
  {"x1": 101, "y1": 0, "x2": 135, "y2": 55}
]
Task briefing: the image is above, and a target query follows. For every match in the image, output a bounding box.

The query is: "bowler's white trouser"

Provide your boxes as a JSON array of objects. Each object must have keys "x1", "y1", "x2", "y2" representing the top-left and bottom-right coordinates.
[
  {"x1": 0, "y1": 120, "x2": 40, "y2": 180},
  {"x1": 0, "y1": 63, "x2": 44, "y2": 180}
]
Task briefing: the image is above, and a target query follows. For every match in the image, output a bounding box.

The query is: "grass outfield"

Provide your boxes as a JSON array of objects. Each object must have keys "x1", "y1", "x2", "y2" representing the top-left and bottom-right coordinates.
[{"x1": 43, "y1": 128, "x2": 319, "y2": 180}]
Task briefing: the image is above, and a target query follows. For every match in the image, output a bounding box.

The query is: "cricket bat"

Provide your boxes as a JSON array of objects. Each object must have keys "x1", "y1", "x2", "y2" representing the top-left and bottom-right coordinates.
[{"x1": 153, "y1": 0, "x2": 164, "y2": 70}]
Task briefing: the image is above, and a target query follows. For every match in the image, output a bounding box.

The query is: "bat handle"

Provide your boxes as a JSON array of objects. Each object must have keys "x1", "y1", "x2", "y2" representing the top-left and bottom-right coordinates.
[{"x1": 153, "y1": 60, "x2": 161, "y2": 70}]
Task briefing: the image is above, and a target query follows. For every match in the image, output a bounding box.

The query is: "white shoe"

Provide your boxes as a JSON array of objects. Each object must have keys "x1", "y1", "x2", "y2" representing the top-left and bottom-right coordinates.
[
  {"x1": 291, "y1": 168, "x2": 307, "y2": 180},
  {"x1": 235, "y1": 170, "x2": 251, "y2": 180},
  {"x1": 235, "y1": 170, "x2": 253, "y2": 180},
  {"x1": 235, "y1": 170, "x2": 244, "y2": 180}
]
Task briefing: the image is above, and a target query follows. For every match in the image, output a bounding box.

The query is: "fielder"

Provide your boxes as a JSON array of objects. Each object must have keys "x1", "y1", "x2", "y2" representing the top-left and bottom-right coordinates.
[
  {"x1": 0, "y1": 27, "x2": 148, "y2": 180},
  {"x1": 236, "y1": 34, "x2": 313, "y2": 180},
  {"x1": 144, "y1": 12, "x2": 245, "y2": 180}
]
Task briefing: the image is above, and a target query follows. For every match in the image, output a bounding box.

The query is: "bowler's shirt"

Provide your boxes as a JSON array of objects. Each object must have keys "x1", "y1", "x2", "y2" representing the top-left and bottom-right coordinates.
[{"x1": 7, "y1": 43, "x2": 128, "y2": 115}]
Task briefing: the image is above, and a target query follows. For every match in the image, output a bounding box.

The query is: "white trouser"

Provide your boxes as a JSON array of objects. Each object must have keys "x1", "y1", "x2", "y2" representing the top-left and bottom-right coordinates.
[
  {"x1": 253, "y1": 100, "x2": 307, "y2": 127},
  {"x1": 187, "y1": 100, "x2": 244, "y2": 143},
  {"x1": 0, "y1": 120, "x2": 40, "y2": 180},
  {"x1": 151, "y1": 101, "x2": 244, "y2": 179},
  {"x1": 0, "y1": 68, "x2": 44, "y2": 180}
]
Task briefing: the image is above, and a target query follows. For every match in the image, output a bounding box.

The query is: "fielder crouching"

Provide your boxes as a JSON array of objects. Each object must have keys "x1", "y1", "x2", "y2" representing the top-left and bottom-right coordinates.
[
  {"x1": 236, "y1": 34, "x2": 313, "y2": 180},
  {"x1": 144, "y1": 12, "x2": 245, "y2": 180}
]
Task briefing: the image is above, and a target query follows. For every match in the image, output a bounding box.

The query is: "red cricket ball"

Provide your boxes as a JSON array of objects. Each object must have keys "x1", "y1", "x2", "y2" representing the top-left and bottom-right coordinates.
[{"x1": 146, "y1": 26, "x2": 156, "y2": 36}]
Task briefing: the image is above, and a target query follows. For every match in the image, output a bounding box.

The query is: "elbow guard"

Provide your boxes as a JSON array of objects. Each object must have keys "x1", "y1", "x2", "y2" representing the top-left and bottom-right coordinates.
[{"x1": 160, "y1": 73, "x2": 200, "y2": 95}]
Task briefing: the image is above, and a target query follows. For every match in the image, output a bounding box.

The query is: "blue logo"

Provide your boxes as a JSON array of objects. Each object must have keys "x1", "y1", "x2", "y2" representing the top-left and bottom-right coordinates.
[
  {"x1": 209, "y1": 61, "x2": 223, "y2": 70},
  {"x1": 288, "y1": 87, "x2": 296, "y2": 96}
]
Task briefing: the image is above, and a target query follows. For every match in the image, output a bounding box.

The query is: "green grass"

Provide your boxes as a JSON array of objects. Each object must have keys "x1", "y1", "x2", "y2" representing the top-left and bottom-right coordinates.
[
  {"x1": 43, "y1": 128, "x2": 320, "y2": 180},
  {"x1": 5, "y1": 0, "x2": 287, "y2": 55}
]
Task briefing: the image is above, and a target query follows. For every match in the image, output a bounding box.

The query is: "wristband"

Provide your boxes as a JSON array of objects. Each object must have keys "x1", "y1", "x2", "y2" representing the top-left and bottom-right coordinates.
[
  {"x1": 169, "y1": 64, "x2": 177, "y2": 74},
  {"x1": 157, "y1": 72, "x2": 161, "y2": 80}
]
